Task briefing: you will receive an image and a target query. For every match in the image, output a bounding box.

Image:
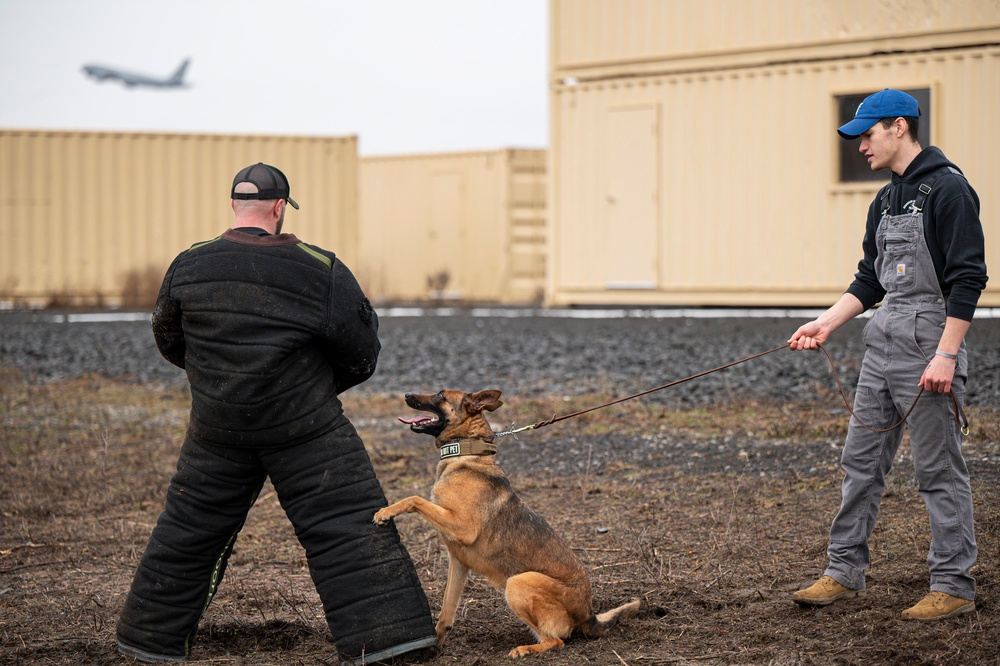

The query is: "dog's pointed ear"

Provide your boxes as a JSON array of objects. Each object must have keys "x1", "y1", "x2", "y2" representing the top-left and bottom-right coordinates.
[{"x1": 466, "y1": 389, "x2": 504, "y2": 413}]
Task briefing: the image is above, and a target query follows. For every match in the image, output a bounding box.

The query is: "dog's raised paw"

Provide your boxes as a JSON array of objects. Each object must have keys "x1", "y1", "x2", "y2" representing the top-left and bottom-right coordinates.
[{"x1": 372, "y1": 509, "x2": 392, "y2": 526}]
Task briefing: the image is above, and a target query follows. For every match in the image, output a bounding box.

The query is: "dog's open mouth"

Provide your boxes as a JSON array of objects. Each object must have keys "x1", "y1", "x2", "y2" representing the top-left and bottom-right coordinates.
[
  {"x1": 397, "y1": 415, "x2": 439, "y2": 432},
  {"x1": 400, "y1": 392, "x2": 449, "y2": 437},
  {"x1": 398, "y1": 412, "x2": 446, "y2": 437}
]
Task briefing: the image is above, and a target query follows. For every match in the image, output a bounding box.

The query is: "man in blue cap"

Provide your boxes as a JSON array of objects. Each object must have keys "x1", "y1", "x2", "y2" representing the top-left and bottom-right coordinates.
[{"x1": 787, "y1": 90, "x2": 987, "y2": 620}]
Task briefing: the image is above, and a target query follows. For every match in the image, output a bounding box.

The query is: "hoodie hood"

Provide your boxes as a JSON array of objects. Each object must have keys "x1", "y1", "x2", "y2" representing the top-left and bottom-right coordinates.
[
  {"x1": 895, "y1": 146, "x2": 960, "y2": 184},
  {"x1": 887, "y1": 146, "x2": 961, "y2": 214}
]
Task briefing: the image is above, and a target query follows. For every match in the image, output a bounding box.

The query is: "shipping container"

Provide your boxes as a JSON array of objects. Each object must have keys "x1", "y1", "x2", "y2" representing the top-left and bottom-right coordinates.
[
  {"x1": 548, "y1": 0, "x2": 1000, "y2": 307},
  {"x1": 0, "y1": 130, "x2": 358, "y2": 308},
  {"x1": 359, "y1": 149, "x2": 546, "y2": 304}
]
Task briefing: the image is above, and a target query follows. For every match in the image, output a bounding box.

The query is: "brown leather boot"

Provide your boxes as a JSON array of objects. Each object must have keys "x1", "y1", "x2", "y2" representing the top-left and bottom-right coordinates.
[
  {"x1": 792, "y1": 575, "x2": 865, "y2": 606},
  {"x1": 901, "y1": 592, "x2": 975, "y2": 621}
]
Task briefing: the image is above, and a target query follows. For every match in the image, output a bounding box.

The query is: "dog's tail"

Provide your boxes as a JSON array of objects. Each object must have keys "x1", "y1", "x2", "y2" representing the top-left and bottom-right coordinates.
[{"x1": 580, "y1": 599, "x2": 641, "y2": 638}]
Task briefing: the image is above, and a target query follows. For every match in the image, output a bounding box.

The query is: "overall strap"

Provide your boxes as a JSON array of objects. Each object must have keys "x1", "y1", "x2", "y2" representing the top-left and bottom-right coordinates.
[
  {"x1": 913, "y1": 180, "x2": 933, "y2": 213},
  {"x1": 879, "y1": 166, "x2": 960, "y2": 217},
  {"x1": 912, "y1": 166, "x2": 961, "y2": 213},
  {"x1": 879, "y1": 185, "x2": 892, "y2": 217}
]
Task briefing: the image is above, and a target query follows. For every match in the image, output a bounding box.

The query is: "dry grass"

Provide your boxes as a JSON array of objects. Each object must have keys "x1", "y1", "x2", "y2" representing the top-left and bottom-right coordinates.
[{"x1": 2, "y1": 368, "x2": 998, "y2": 665}]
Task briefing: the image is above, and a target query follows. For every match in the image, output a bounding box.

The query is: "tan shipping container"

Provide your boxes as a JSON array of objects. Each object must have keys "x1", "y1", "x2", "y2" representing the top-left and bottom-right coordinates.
[
  {"x1": 552, "y1": 0, "x2": 997, "y2": 80},
  {"x1": 548, "y1": 0, "x2": 1000, "y2": 307},
  {"x1": 0, "y1": 130, "x2": 359, "y2": 308},
  {"x1": 359, "y1": 149, "x2": 546, "y2": 305}
]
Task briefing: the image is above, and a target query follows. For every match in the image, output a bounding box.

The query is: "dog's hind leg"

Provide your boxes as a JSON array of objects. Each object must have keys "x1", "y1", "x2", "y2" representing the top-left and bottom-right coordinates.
[
  {"x1": 504, "y1": 572, "x2": 575, "y2": 658},
  {"x1": 435, "y1": 554, "x2": 470, "y2": 645}
]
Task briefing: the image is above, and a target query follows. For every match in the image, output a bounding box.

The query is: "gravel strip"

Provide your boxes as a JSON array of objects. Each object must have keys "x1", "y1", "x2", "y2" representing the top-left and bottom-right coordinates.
[{"x1": 2, "y1": 310, "x2": 998, "y2": 407}]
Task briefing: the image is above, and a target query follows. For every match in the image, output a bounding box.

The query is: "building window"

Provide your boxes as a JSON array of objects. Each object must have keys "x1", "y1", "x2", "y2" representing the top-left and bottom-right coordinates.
[{"x1": 837, "y1": 88, "x2": 931, "y2": 182}]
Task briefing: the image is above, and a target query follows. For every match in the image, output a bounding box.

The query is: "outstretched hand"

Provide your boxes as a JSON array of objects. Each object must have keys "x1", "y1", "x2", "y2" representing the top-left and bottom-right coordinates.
[{"x1": 788, "y1": 320, "x2": 831, "y2": 351}]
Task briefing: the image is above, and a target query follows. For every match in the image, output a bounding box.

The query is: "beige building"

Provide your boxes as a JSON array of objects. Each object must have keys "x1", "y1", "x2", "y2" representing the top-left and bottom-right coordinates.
[
  {"x1": 0, "y1": 130, "x2": 359, "y2": 308},
  {"x1": 547, "y1": 0, "x2": 1000, "y2": 307},
  {"x1": 359, "y1": 149, "x2": 546, "y2": 304},
  {"x1": 5, "y1": 1, "x2": 997, "y2": 311},
  {"x1": 0, "y1": 132, "x2": 542, "y2": 309}
]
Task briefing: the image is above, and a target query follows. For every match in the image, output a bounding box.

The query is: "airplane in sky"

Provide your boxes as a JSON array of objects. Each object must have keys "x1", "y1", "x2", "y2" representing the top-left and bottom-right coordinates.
[{"x1": 81, "y1": 59, "x2": 190, "y2": 89}]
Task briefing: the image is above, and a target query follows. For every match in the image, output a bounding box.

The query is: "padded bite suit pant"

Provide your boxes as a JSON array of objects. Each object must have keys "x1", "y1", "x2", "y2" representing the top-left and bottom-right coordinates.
[{"x1": 117, "y1": 419, "x2": 434, "y2": 662}]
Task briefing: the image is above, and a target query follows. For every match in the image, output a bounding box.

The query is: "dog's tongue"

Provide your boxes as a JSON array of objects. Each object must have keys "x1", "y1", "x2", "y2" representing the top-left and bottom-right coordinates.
[{"x1": 398, "y1": 416, "x2": 433, "y2": 425}]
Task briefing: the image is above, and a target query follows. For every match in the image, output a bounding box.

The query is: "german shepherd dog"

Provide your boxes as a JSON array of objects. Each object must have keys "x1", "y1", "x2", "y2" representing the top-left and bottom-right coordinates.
[{"x1": 373, "y1": 389, "x2": 640, "y2": 658}]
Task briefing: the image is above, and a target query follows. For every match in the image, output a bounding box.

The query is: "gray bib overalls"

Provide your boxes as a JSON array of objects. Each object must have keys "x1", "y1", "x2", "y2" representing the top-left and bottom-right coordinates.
[{"x1": 825, "y1": 172, "x2": 977, "y2": 600}]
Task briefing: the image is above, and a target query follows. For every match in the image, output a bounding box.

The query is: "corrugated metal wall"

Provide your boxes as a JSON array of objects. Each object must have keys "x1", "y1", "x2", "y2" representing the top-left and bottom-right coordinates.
[
  {"x1": 0, "y1": 130, "x2": 358, "y2": 307},
  {"x1": 359, "y1": 149, "x2": 546, "y2": 304},
  {"x1": 553, "y1": 0, "x2": 996, "y2": 77},
  {"x1": 548, "y1": 0, "x2": 1000, "y2": 307}
]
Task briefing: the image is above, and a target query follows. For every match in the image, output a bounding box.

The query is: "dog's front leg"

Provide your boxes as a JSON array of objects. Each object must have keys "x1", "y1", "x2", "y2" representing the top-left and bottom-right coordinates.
[
  {"x1": 373, "y1": 496, "x2": 426, "y2": 526},
  {"x1": 374, "y1": 497, "x2": 479, "y2": 545},
  {"x1": 435, "y1": 554, "x2": 469, "y2": 645}
]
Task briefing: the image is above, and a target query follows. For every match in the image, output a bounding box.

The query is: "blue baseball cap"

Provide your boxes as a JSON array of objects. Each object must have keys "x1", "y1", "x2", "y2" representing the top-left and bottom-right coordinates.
[{"x1": 837, "y1": 89, "x2": 920, "y2": 139}]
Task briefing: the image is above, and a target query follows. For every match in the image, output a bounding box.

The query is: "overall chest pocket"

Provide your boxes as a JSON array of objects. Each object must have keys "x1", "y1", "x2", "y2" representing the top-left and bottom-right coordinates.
[{"x1": 880, "y1": 231, "x2": 917, "y2": 291}]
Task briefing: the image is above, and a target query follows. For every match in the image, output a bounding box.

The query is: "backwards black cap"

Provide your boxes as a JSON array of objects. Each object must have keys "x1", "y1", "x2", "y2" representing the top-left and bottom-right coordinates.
[{"x1": 231, "y1": 162, "x2": 299, "y2": 209}]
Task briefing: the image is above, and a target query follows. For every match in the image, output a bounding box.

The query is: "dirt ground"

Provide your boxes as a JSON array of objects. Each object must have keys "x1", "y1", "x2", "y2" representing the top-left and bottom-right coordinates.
[{"x1": 2, "y1": 367, "x2": 998, "y2": 665}]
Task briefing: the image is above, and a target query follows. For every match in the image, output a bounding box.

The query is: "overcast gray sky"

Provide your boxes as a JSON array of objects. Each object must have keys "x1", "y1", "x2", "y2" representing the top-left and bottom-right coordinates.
[{"x1": 0, "y1": 1, "x2": 548, "y2": 156}]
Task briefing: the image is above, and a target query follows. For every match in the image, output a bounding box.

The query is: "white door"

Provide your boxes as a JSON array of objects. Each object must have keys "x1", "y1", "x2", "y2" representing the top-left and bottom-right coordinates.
[{"x1": 606, "y1": 106, "x2": 659, "y2": 289}]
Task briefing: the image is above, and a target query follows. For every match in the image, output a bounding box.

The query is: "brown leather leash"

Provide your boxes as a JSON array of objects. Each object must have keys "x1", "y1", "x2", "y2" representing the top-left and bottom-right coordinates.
[
  {"x1": 495, "y1": 343, "x2": 969, "y2": 438},
  {"x1": 813, "y1": 343, "x2": 969, "y2": 436}
]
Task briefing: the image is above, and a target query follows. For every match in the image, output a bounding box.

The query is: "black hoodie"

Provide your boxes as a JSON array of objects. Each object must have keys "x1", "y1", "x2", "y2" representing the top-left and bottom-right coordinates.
[{"x1": 846, "y1": 146, "x2": 988, "y2": 321}]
